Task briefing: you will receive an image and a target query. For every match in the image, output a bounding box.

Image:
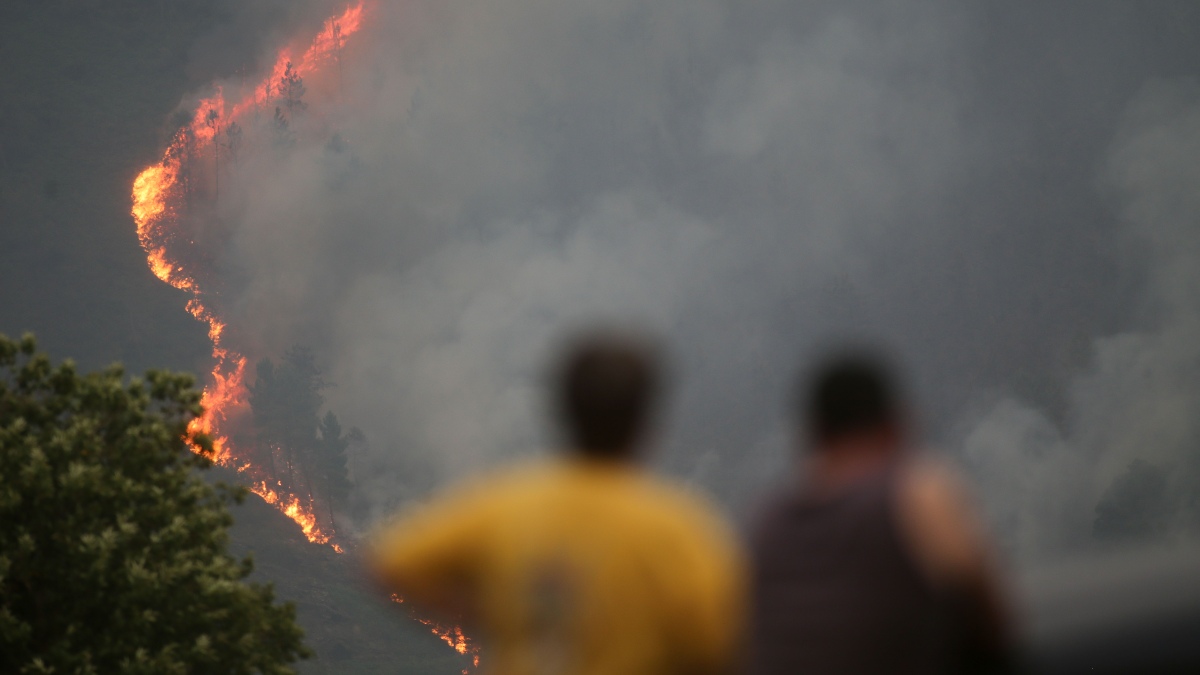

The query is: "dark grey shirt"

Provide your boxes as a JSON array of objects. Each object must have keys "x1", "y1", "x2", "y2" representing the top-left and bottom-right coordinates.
[{"x1": 747, "y1": 465, "x2": 957, "y2": 675}]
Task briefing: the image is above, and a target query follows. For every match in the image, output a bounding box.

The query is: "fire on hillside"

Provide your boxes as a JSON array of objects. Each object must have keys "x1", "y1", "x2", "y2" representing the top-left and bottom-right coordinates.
[{"x1": 130, "y1": 0, "x2": 364, "y2": 549}]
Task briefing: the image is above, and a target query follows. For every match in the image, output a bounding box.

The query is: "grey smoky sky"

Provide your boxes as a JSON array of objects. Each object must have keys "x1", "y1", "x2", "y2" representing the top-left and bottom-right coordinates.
[{"x1": 188, "y1": 0, "x2": 1200, "y2": 562}]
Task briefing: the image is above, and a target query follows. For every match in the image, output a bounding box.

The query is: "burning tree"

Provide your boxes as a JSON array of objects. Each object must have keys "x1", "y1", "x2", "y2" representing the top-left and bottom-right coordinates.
[
  {"x1": 166, "y1": 109, "x2": 196, "y2": 208},
  {"x1": 205, "y1": 108, "x2": 220, "y2": 201},
  {"x1": 0, "y1": 334, "x2": 309, "y2": 673}
]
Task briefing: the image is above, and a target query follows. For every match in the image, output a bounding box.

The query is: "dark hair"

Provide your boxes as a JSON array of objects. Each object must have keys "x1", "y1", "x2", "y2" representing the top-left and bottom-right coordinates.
[
  {"x1": 553, "y1": 332, "x2": 661, "y2": 458},
  {"x1": 801, "y1": 351, "x2": 901, "y2": 445}
]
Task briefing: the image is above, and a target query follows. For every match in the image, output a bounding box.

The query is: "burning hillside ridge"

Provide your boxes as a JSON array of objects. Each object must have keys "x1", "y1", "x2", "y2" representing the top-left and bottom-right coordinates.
[
  {"x1": 391, "y1": 594, "x2": 482, "y2": 670},
  {"x1": 129, "y1": 7, "x2": 484, "y2": 666},
  {"x1": 129, "y1": 3, "x2": 368, "y2": 547}
]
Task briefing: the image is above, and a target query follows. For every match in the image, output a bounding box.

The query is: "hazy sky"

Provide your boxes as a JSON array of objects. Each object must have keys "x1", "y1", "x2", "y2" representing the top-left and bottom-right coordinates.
[{"x1": 7, "y1": 0, "x2": 1200, "y2": 564}]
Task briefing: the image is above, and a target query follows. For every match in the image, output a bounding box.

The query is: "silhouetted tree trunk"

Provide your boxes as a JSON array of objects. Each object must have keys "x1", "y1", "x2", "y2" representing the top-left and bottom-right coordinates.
[{"x1": 205, "y1": 109, "x2": 219, "y2": 203}]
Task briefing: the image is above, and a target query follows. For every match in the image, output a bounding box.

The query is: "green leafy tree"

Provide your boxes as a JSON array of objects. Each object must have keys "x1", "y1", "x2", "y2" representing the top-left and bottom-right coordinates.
[{"x1": 0, "y1": 334, "x2": 309, "y2": 674}]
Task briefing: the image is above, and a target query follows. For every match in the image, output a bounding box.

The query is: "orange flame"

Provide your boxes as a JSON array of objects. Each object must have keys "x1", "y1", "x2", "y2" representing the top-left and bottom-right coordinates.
[
  {"x1": 302, "y1": 3, "x2": 365, "y2": 70},
  {"x1": 129, "y1": 2, "x2": 369, "y2": 549},
  {"x1": 252, "y1": 480, "x2": 333, "y2": 545},
  {"x1": 129, "y1": 3, "x2": 477, "y2": 665},
  {"x1": 390, "y1": 594, "x2": 481, "y2": 668},
  {"x1": 131, "y1": 161, "x2": 191, "y2": 290}
]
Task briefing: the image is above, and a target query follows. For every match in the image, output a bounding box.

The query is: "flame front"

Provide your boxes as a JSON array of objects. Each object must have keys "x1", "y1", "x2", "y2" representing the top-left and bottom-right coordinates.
[
  {"x1": 129, "y1": 4, "x2": 478, "y2": 667},
  {"x1": 252, "y1": 480, "x2": 329, "y2": 544},
  {"x1": 390, "y1": 594, "x2": 481, "y2": 667},
  {"x1": 129, "y1": 3, "x2": 368, "y2": 547},
  {"x1": 131, "y1": 161, "x2": 189, "y2": 290}
]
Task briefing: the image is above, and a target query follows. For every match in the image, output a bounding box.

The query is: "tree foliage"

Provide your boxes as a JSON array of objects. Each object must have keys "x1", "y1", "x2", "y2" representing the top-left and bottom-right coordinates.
[
  {"x1": 249, "y1": 348, "x2": 325, "y2": 462},
  {"x1": 271, "y1": 61, "x2": 305, "y2": 147},
  {"x1": 276, "y1": 62, "x2": 306, "y2": 117},
  {"x1": 0, "y1": 334, "x2": 309, "y2": 674},
  {"x1": 249, "y1": 347, "x2": 324, "y2": 495}
]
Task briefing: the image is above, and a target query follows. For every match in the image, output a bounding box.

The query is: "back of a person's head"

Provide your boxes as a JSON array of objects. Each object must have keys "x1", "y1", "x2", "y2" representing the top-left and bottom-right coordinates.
[
  {"x1": 552, "y1": 330, "x2": 662, "y2": 460},
  {"x1": 800, "y1": 350, "x2": 902, "y2": 448}
]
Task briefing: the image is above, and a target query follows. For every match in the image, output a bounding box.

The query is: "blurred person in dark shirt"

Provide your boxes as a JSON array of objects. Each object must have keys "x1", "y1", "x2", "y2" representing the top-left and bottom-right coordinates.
[
  {"x1": 370, "y1": 330, "x2": 744, "y2": 675},
  {"x1": 747, "y1": 351, "x2": 1012, "y2": 674}
]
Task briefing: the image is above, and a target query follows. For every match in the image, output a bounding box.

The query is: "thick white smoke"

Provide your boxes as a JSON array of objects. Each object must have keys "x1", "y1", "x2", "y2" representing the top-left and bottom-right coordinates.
[
  {"x1": 207, "y1": 0, "x2": 967, "y2": 500},
  {"x1": 960, "y1": 82, "x2": 1200, "y2": 562},
  {"x1": 183, "y1": 1, "x2": 1199, "y2": 555}
]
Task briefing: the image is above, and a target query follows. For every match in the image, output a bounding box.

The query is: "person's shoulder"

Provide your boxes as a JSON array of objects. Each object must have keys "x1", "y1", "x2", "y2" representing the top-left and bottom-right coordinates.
[
  {"x1": 488, "y1": 458, "x2": 560, "y2": 485},
  {"x1": 457, "y1": 458, "x2": 564, "y2": 503},
  {"x1": 629, "y1": 475, "x2": 738, "y2": 548},
  {"x1": 632, "y1": 473, "x2": 718, "y2": 518},
  {"x1": 893, "y1": 452, "x2": 991, "y2": 586},
  {"x1": 897, "y1": 454, "x2": 974, "y2": 512},
  {"x1": 746, "y1": 478, "x2": 798, "y2": 519},
  {"x1": 397, "y1": 458, "x2": 557, "y2": 515}
]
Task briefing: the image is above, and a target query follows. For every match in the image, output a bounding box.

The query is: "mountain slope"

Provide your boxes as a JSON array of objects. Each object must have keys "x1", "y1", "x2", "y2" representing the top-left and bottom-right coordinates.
[{"x1": 227, "y1": 486, "x2": 474, "y2": 674}]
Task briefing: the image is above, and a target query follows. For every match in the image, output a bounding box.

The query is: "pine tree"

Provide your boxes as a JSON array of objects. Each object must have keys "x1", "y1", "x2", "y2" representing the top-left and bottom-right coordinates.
[
  {"x1": 277, "y1": 61, "x2": 307, "y2": 121},
  {"x1": 316, "y1": 411, "x2": 353, "y2": 529},
  {"x1": 248, "y1": 348, "x2": 325, "y2": 504},
  {"x1": 224, "y1": 121, "x2": 243, "y2": 164},
  {"x1": 205, "y1": 108, "x2": 220, "y2": 202}
]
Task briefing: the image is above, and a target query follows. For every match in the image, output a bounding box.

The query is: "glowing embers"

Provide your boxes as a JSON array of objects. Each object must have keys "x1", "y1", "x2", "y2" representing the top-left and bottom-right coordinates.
[
  {"x1": 389, "y1": 595, "x2": 481, "y2": 669},
  {"x1": 185, "y1": 354, "x2": 247, "y2": 466},
  {"x1": 251, "y1": 481, "x2": 333, "y2": 545}
]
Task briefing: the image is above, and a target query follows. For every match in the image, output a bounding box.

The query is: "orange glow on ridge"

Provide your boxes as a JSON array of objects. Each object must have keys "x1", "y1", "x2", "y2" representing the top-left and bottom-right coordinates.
[
  {"x1": 128, "y1": 2, "x2": 369, "y2": 549},
  {"x1": 127, "y1": 3, "x2": 477, "y2": 666},
  {"x1": 389, "y1": 594, "x2": 481, "y2": 667}
]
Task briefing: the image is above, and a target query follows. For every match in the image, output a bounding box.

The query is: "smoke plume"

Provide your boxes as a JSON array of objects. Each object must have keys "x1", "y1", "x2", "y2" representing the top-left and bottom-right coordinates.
[
  {"x1": 170, "y1": 0, "x2": 1200, "y2": 558},
  {"x1": 960, "y1": 82, "x2": 1200, "y2": 562}
]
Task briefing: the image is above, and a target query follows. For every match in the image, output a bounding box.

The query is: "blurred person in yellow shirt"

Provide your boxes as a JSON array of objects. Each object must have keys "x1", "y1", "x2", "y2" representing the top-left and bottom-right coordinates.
[{"x1": 369, "y1": 331, "x2": 744, "y2": 675}]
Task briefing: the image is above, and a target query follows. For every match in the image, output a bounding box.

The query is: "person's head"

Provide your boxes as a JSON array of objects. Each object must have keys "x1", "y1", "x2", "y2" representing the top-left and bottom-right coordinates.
[
  {"x1": 551, "y1": 330, "x2": 663, "y2": 461},
  {"x1": 799, "y1": 350, "x2": 906, "y2": 453}
]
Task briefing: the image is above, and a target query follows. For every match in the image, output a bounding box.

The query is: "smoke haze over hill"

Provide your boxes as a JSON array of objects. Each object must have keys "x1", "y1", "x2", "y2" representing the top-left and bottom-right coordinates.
[{"x1": 37, "y1": 0, "x2": 1200, "y2": 563}]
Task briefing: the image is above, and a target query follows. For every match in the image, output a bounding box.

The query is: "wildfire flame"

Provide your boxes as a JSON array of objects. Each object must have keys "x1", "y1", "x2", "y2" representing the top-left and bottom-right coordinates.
[
  {"x1": 129, "y1": 3, "x2": 368, "y2": 547},
  {"x1": 130, "y1": 4, "x2": 478, "y2": 667},
  {"x1": 390, "y1": 594, "x2": 481, "y2": 668}
]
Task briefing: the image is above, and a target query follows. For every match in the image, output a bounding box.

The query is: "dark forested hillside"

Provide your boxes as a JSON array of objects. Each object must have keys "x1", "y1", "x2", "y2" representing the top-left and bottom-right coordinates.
[{"x1": 225, "y1": 479, "x2": 473, "y2": 673}]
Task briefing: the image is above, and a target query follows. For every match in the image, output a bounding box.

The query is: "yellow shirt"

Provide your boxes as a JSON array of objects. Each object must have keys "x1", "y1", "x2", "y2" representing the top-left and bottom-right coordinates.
[{"x1": 371, "y1": 458, "x2": 744, "y2": 675}]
